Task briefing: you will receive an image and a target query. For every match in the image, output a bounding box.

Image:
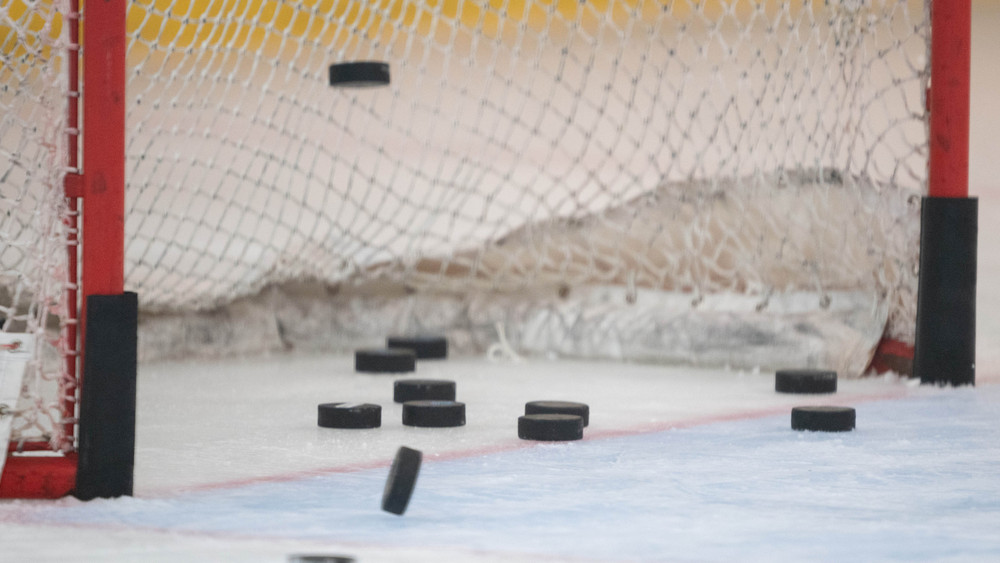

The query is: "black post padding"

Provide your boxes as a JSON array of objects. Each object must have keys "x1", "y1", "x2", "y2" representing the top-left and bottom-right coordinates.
[
  {"x1": 913, "y1": 197, "x2": 977, "y2": 386},
  {"x1": 75, "y1": 292, "x2": 138, "y2": 500}
]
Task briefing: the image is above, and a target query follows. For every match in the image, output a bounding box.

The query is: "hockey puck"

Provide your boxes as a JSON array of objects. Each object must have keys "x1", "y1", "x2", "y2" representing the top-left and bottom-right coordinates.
[
  {"x1": 791, "y1": 406, "x2": 856, "y2": 432},
  {"x1": 525, "y1": 400, "x2": 590, "y2": 427},
  {"x1": 382, "y1": 446, "x2": 422, "y2": 515},
  {"x1": 355, "y1": 348, "x2": 415, "y2": 373},
  {"x1": 775, "y1": 369, "x2": 837, "y2": 394},
  {"x1": 317, "y1": 403, "x2": 381, "y2": 429},
  {"x1": 328, "y1": 61, "x2": 390, "y2": 88},
  {"x1": 401, "y1": 400, "x2": 466, "y2": 427},
  {"x1": 394, "y1": 379, "x2": 456, "y2": 403},
  {"x1": 518, "y1": 414, "x2": 584, "y2": 441},
  {"x1": 387, "y1": 335, "x2": 448, "y2": 359},
  {"x1": 288, "y1": 555, "x2": 355, "y2": 563}
]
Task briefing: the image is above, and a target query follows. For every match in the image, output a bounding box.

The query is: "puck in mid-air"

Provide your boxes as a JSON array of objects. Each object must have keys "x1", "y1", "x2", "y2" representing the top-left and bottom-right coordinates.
[
  {"x1": 775, "y1": 369, "x2": 837, "y2": 394},
  {"x1": 790, "y1": 406, "x2": 856, "y2": 432},
  {"x1": 402, "y1": 400, "x2": 466, "y2": 427},
  {"x1": 387, "y1": 335, "x2": 448, "y2": 359},
  {"x1": 287, "y1": 555, "x2": 355, "y2": 563},
  {"x1": 394, "y1": 379, "x2": 456, "y2": 403},
  {"x1": 525, "y1": 400, "x2": 590, "y2": 427},
  {"x1": 328, "y1": 61, "x2": 390, "y2": 88},
  {"x1": 382, "y1": 446, "x2": 422, "y2": 515},
  {"x1": 355, "y1": 348, "x2": 415, "y2": 373},
  {"x1": 518, "y1": 414, "x2": 584, "y2": 441},
  {"x1": 317, "y1": 403, "x2": 381, "y2": 429}
]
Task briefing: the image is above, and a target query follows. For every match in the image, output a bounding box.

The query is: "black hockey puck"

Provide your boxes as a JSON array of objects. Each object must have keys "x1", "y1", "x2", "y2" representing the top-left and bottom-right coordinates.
[
  {"x1": 394, "y1": 379, "x2": 456, "y2": 403},
  {"x1": 387, "y1": 335, "x2": 448, "y2": 359},
  {"x1": 317, "y1": 403, "x2": 381, "y2": 429},
  {"x1": 382, "y1": 446, "x2": 422, "y2": 515},
  {"x1": 328, "y1": 61, "x2": 390, "y2": 88},
  {"x1": 288, "y1": 555, "x2": 355, "y2": 563},
  {"x1": 355, "y1": 348, "x2": 415, "y2": 373},
  {"x1": 775, "y1": 369, "x2": 837, "y2": 394},
  {"x1": 401, "y1": 400, "x2": 466, "y2": 427},
  {"x1": 791, "y1": 406, "x2": 856, "y2": 432},
  {"x1": 525, "y1": 400, "x2": 590, "y2": 427},
  {"x1": 518, "y1": 414, "x2": 584, "y2": 441}
]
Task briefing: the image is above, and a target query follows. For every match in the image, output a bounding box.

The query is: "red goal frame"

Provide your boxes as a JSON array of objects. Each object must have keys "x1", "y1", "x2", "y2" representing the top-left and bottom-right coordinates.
[
  {"x1": 0, "y1": 0, "x2": 973, "y2": 498},
  {"x1": 0, "y1": 0, "x2": 127, "y2": 499}
]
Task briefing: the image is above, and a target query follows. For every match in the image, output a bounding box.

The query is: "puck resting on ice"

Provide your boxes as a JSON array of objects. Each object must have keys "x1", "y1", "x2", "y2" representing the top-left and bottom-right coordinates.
[
  {"x1": 288, "y1": 555, "x2": 355, "y2": 563},
  {"x1": 328, "y1": 61, "x2": 390, "y2": 88},
  {"x1": 317, "y1": 403, "x2": 381, "y2": 429},
  {"x1": 387, "y1": 335, "x2": 448, "y2": 359},
  {"x1": 401, "y1": 400, "x2": 466, "y2": 427},
  {"x1": 775, "y1": 369, "x2": 837, "y2": 394},
  {"x1": 355, "y1": 348, "x2": 415, "y2": 373},
  {"x1": 790, "y1": 406, "x2": 856, "y2": 432},
  {"x1": 525, "y1": 400, "x2": 590, "y2": 427},
  {"x1": 382, "y1": 446, "x2": 422, "y2": 515},
  {"x1": 394, "y1": 379, "x2": 456, "y2": 403},
  {"x1": 518, "y1": 414, "x2": 584, "y2": 441}
]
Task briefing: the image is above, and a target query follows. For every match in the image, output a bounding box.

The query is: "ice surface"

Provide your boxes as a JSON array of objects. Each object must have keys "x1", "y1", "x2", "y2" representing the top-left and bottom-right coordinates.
[
  {"x1": 2, "y1": 386, "x2": 999, "y2": 562},
  {"x1": 125, "y1": 354, "x2": 911, "y2": 495}
]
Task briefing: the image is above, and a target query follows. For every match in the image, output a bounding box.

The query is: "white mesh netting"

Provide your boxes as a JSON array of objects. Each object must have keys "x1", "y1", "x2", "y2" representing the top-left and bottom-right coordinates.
[
  {"x1": 1, "y1": 0, "x2": 73, "y2": 448},
  {"x1": 3, "y1": 0, "x2": 930, "y2": 445},
  {"x1": 126, "y1": 0, "x2": 929, "y2": 372}
]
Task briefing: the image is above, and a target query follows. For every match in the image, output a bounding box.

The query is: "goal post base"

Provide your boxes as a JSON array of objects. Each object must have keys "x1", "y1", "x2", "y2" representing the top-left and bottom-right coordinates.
[
  {"x1": 75, "y1": 292, "x2": 138, "y2": 500},
  {"x1": 869, "y1": 339, "x2": 915, "y2": 377},
  {"x1": 0, "y1": 453, "x2": 77, "y2": 499},
  {"x1": 914, "y1": 197, "x2": 977, "y2": 386}
]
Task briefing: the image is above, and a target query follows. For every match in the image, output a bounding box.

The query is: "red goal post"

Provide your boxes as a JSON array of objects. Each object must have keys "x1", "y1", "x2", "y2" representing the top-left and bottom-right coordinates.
[{"x1": 1, "y1": 0, "x2": 132, "y2": 499}]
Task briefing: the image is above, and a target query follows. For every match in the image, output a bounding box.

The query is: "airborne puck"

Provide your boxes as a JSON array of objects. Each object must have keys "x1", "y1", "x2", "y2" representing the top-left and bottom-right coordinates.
[
  {"x1": 328, "y1": 61, "x2": 390, "y2": 88},
  {"x1": 775, "y1": 369, "x2": 837, "y2": 394},
  {"x1": 791, "y1": 406, "x2": 856, "y2": 432},
  {"x1": 518, "y1": 414, "x2": 584, "y2": 441},
  {"x1": 394, "y1": 379, "x2": 456, "y2": 403},
  {"x1": 317, "y1": 403, "x2": 381, "y2": 429},
  {"x1": 355, "y1": 348, "x2": 415, "y2": 373},
  {"x1": 401, "y1": 400, "x2": 466, "y2": 427},
  {"x1": 387, "y1": 335, "x2": 448, "y2": 359},
  {"x1": 381, "y1": 446, "x2": 422, "y2": 515},
  {"x1": 525, "y1": 400, "x2": 590, "y2": 427}
]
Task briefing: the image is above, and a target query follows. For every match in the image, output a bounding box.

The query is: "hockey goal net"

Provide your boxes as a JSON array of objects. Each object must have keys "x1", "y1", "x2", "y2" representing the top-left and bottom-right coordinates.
[{"x1": 1, "y1": 0, "x2": 959, "y2": 496}]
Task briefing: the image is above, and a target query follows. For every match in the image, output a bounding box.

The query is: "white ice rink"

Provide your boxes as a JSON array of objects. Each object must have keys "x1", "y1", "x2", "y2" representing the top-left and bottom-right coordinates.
[
  {"x1": 0, "y1": 363, "x2": 998, "y2": 562},
  {"x1": 3, "y1": 2, "x2": 1000, "y2": 561}
]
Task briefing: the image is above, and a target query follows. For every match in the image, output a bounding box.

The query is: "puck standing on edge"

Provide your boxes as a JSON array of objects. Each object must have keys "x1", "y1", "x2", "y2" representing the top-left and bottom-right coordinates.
[
  {"x1": 387, "y1": 335, "x2": 448, "y2": 359},
  {"x1": 394, "y1": 379, "x2": 456, "y2": 403},
  {"x1": 401, "y1": 400, "x2": 466, "y2": 427},
  {"x1": 355, "y1": 348, "x2": 416, "y2": 373},
  {"x1": 775, "y1": 369, "x2": 838, "y2": 394},
  {"x1": 328, "y1": 61, "x2": 390, "y2": 88},
  {"x1": 382, "y1": 446, "x2": 422, "y2": 515},
  {"x1": 518, "y1": 414, "x2": 584, "y2": 441},
  {"x1": 317, "y1": 403, "x2": 381, "y2": 429},
  {"x1": 791, "y1": 406, "x2": 856, "y2": 432},
  {"x1": 525, "y1": 400, "x2": 590, "y2": 427}
]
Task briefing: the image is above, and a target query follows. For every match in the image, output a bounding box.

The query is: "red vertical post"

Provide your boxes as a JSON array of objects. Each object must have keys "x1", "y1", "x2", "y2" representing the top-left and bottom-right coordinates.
[
  {"x1": 75, "y1": 0, "x2": 137, "y2": 499},
  {"x1": 82, "y1": 0, "x2": 127, "y2": 302},
  {"x1": 914, "y1": 0, "x2": 976, "y2": 386},
  {"x1": 928, "y1": 0, "x2": 971, "y2": 198}
]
